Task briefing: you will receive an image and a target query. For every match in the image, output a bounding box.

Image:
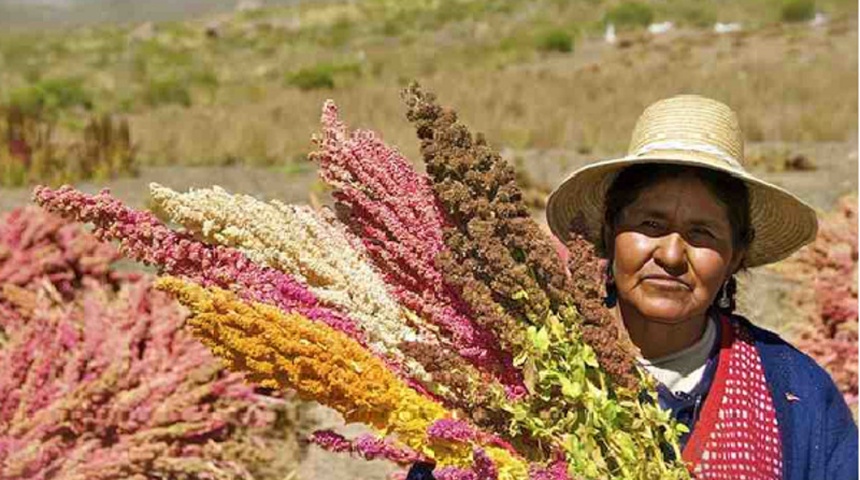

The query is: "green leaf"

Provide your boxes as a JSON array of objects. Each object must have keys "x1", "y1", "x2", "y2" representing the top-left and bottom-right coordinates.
[
  {"x1": 582, "y1": 346, "x2": 600, "y2": 368},
  {"x1": 613, "y1": 430, "x2": 637, "y2": 462},
  {"x1": 560, "y1": 376, "x2": 582, "y2": 399},
  {"x1": 534, "y1": 326, "x2": 550, "y2": 353}
]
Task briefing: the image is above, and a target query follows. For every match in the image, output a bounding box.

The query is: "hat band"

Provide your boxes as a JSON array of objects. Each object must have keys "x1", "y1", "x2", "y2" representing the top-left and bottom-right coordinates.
[{"x1": 633, "y1": 140, "x2": 744, "y2": 170}]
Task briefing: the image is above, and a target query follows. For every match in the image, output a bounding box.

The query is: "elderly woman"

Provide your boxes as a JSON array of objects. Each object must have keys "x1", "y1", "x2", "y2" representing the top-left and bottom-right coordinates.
[{"x1": 408, "y1": 95, "x2": 857, "y2": 480}]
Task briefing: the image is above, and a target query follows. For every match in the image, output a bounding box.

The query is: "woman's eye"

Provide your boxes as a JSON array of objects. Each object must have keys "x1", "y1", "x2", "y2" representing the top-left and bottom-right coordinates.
[
  {"x1": 641, "y1": 220, "x2": 661, "y2": 229},
  {"x1": 691, "y1": 227, "x2": 715, "y2": 238}
]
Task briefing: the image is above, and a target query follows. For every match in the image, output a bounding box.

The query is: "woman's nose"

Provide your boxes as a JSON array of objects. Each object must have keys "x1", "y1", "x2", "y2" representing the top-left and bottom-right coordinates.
[{"x1": 653, "y1": 233, "x2": 688, "y2": 274}]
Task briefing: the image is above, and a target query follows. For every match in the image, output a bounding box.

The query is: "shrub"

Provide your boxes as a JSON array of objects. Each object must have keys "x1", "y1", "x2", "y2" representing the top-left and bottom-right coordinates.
[
  {"x1": 0, "y1": 107, "x2": 65, "y2": 188},
  {"x1": 8, "y1": 77, "x2": 93, "y2": 114},
  {"x1": 142, "y1": 76, "x2": 192, "y2": 107},
  {"x1": 79, "y1": 113, "x2": 138, "y2": 181},
  {"x1": 325, "y1": 16, "x2": 355, "y2": 47},
  {"x1": 190, "y1": 67, "x2": 220, "y2": 90},
  {"x1": 381, "y1": 18, "x2": 404, "y2": 36},
  {"x1": 287, "y1": 66, "x2": 335, "y2": 90},
  {"x1": 781, "y1": 0, "x2": 816, "y2": 22},
  {"x1": 286, "y1": 61, "x2": 361, "y2": 90},
  {"x1": 603, "y1": 1, "x2": 654, "y2": 29},
  {"x1": 536, "y1": 28, "x2": 574, "y2": 53},
  {"x1": 0, "y1": 106, "x2": 137, "y2": 187}
]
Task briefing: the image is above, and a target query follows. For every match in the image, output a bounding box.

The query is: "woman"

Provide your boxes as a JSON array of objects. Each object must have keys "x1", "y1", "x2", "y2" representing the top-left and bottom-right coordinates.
[{"x1": 408, "y1": 95, "x2": 857, "y2": 479}]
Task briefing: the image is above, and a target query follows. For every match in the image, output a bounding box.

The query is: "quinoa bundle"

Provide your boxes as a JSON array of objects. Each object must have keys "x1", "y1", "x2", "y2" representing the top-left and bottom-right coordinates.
[{"x1": 34, "y1": 86, "x2": 690, "y2": 479}]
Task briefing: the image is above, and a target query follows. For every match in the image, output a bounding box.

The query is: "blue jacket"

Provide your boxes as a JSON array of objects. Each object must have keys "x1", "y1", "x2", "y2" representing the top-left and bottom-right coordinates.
[
  {"x1": 408, "y1": 317, "x2": 858, "y2": 479},
  {"x1": 748, "y1": 319, "x2": 858, "y2": 480}
]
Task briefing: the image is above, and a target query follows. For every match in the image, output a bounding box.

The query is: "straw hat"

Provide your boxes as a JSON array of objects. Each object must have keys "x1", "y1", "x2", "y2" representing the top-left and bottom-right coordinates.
[{"x1": 546, "y1": 94, "x2": 818, "y2": 267}]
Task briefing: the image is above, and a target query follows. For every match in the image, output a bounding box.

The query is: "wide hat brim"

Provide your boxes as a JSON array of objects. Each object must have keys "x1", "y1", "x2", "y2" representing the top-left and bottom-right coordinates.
[{"x1": 546, "y1": 153, "x2": 819, "y2": 268}]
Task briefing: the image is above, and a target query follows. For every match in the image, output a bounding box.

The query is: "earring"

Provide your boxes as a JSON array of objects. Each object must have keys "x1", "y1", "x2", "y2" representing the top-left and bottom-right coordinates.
[
  {"x1": 604, "y1": 263, "x2": 618, "y2": 308},
  {"x1": 717, "y1": 281, "x2": 731, "y2": 309}
]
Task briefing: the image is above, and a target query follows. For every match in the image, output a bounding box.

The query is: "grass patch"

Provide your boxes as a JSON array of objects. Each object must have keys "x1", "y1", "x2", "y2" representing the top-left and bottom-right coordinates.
[
  {"x1": 782, "y1": 0, "x2": 816, "y2": 22},
  {"x1": 603, "y1": 1, "x2": 654, "y2": 29},
  {"x1": 287, "y1": 66, "x2": 335, "y2": 90},
  {"x1": 8, "y1": 77, "x2": 93, "y2": 114},
  {"x1": 325, "y1": 16, "x2": 355, "y2": 47},
  {"x1": 536, "y1": 28, "x2": 574, "y2": 53},
  {"x1": 143, "y1": 76, "x2": 192, "y2": 107},
  {"x1": 0, "y1": 106, "x2": 136, "y2": 187},
  {"x1": 286, "y1": 61, "x2": 362, "y2": 90},
  {"x1": 674, "y1": 3, "x2": 717, "y2": 27}
]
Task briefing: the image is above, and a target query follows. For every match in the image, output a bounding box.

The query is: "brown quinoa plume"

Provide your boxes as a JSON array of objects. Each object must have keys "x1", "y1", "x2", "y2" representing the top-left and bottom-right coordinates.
[
  {"x1": 403, "y1": 83, "x2": 639, "y2": 391},
  {"x1": 564, "y1": 226, "x2": 639, "y2": 389}
]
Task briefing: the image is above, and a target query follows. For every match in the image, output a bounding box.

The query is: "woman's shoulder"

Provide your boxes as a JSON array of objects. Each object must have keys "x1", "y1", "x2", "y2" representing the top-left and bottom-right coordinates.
[
  {"x1": 731, "y1": 314, "x2": 844, "y2": 402},
  {"x1": 730, "y1": 316, "x2": 858, "y2": 478}
]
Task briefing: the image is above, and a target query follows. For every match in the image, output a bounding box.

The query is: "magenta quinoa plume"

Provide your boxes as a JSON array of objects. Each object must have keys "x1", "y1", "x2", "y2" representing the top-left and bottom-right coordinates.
[
  {"x1": 32, "y1": 185, "x2": 365, "y2": 341},
  {"x1": 311, "y1": 102, "x2": 523, "y2": 427},
  {"x1": 311, "y1": 101, "x2": 520, "y2": 386}
]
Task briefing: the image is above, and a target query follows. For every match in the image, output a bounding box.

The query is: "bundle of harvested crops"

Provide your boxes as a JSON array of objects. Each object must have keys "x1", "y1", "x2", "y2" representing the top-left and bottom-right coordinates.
[
  {"x1": 0, "y1": 207, "x2": 299, "y2": 480},
  {"x1": 35, "y1": 85, "x2": 689, "y2": 479}
]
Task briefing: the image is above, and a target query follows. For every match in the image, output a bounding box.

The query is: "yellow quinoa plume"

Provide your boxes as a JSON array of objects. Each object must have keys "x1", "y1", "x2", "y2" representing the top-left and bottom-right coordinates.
[{"x1": 154, "y1": 277, "x2": 528, "y2": 477}]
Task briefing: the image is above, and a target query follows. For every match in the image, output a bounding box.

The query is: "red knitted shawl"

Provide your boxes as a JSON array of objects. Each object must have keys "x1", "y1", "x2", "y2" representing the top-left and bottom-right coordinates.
[{"x1": 682, "y1": 315, "x2": 784, "y2": 479}]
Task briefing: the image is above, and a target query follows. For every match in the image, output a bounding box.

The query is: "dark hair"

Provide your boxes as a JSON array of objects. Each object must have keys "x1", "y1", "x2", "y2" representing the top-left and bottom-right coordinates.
[{"x1": 602, "y1": 164, "x2": 754, "y2": 313}]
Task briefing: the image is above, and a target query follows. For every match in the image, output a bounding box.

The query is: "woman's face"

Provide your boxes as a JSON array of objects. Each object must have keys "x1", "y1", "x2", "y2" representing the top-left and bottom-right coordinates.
[{"x1": 610, "y1": 174, "x2": 743, "y2": 323}]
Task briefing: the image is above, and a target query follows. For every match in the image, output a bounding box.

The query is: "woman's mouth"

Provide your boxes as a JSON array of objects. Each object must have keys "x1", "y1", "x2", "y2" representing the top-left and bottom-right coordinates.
[{"x1": 640, "y1": 275, "x2": 691, "y2": 290}]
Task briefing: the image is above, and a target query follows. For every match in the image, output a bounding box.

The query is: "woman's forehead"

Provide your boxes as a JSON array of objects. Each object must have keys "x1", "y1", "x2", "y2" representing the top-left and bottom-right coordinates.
[{"x1": 622, "y1": 175, "x2": 731, "y2": 220}]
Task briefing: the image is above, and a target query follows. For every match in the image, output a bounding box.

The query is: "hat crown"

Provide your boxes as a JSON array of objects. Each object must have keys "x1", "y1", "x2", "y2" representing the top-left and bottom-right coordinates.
[
  {"x1": 627, "y1": 95, "x2": 745, "y2": 169},
  {"x1": 546, "y1": 94, "x2": 818, "y2": 269}
]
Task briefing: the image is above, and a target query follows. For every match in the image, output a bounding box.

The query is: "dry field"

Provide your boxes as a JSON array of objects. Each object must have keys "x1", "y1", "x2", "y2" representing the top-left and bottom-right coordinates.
[{"x1": 129, "y1": 17, "x2": 859, "y2": 167}]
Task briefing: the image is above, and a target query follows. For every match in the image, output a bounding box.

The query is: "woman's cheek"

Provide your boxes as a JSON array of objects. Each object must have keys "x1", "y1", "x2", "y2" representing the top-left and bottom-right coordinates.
[
  {"x1": 612, "y1": 231, "x2": 652, "y2": 281},
  {"x1": 688, "y1": 249, "x2": 732, "y2": 297}
]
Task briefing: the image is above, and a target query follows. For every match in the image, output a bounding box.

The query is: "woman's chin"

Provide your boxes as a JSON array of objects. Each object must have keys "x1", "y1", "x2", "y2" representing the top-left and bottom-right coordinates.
[{"x1": 632, "y1": 300, "x2": 695, "y2": 324}]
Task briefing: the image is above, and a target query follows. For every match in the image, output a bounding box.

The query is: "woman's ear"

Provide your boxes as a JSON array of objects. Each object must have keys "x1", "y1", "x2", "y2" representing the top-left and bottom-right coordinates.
[{"x1": 729, "y1": 247, "x2": 747, "y2": 274}]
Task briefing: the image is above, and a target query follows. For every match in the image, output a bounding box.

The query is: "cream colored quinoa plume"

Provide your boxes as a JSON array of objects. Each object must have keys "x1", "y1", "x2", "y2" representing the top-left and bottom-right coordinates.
[{"x1": 546, "y1": 94, "x2": 818, "y2": 267}]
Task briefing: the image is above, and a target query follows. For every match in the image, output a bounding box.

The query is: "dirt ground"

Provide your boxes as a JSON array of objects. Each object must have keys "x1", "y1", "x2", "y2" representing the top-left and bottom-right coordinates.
[{"x1": 0, "y1": 139, "x2": 853, "y2": 479}]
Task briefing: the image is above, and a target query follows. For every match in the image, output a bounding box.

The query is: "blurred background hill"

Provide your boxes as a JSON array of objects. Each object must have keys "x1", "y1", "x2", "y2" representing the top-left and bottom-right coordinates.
[{"x1": 0, "y1": 0, "x2": 306, "y2": 30}]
